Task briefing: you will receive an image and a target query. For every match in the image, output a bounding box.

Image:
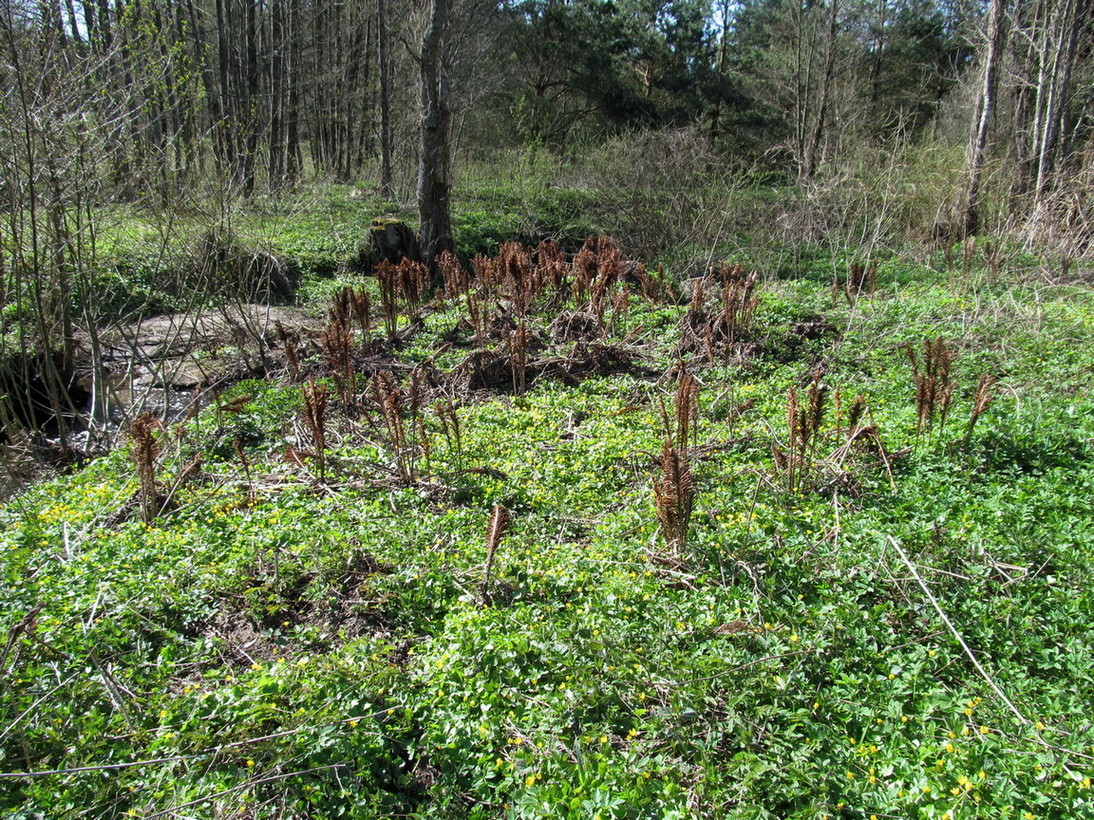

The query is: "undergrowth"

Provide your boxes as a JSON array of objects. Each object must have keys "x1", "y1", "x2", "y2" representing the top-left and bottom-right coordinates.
[{"x1": 2, "y1": 239, "x2": 1093, "y2": 819}]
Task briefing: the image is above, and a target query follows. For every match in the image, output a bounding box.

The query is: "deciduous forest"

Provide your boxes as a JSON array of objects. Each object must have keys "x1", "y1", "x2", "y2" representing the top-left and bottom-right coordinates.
[{"x1": 1, "y1": 0, "x2": 1093, "y2": 817}]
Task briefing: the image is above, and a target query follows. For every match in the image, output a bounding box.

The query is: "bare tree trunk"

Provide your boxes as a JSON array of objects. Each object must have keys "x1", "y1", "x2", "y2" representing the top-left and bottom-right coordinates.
[
  {"x1": 378, "y1": 0, "x2": 394, "y2": 196},
  {"x1": 961, "y1": 0, "x2": 1008, "y2": 237},
  {"x1": 286, "y1": 0, "x2": 302, "y2": 181},
  {"x1": 802, "y1": 0, "x2": 839, "y2": 181},
  {"x1": 269, "y1": 0, "x2": 286, "y2": 185},
  {"x1": 417, "y1": 0, "x2": 452, "y2": 267},
  {"x1": 1032, "y1": 0, "x2": 1085, "y2": 201},
  {"x1": 242, "y1": 0, "x2": 261, "y2": 194}
]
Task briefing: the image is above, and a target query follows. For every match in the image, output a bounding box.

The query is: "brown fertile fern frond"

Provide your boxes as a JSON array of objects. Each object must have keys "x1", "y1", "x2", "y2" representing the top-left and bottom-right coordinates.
[
  {"x1": 129, "y1": 412, "x2": 163, "y2": 523},
  {"x1": 301, "y1": 378, "x2": 329, "y2": 478},
  {"x1": 482, "y1": 504, "x2": 511, "y2": 597},
  {"x1": 966, "y1": 373, "x2": 997, "y2": 443},
  {"x1": 906, "y1": 337, "x2": 956, "y2": 435},
  {"x1": 674, "y1": 370, "x2": 700, "y2": 452},
  {"x1": 653, "y1": 441, "x2": 694, "y2": 554},
  {"x1": 435, "y1": 399, "x2": 463, "y2": 470},
  {"x1": 322, "y1": 316, "x2": 356, "y2": 412},
  {"x1": 275, "y1": 321, "x2": 301, "y2": 382},
  {"x1": 437, "y1": 250, "x2": 469, "y2": 301}
]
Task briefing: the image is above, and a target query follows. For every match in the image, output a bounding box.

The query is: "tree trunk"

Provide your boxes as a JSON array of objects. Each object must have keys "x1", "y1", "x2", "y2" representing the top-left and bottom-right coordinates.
[
  {"x1": 378, "y1": 0, "x2": 394, "y2": 197},
  {"x1": 417, "y1": 0, "x2": 452, "y2": 267},
  {"x1": 801, "y1": 0, "x2": 839, "y2": 181},
  {"x1": 1032, "y1": 0, "x2": 1085, "y2": 201},
  {"x1": 961, "y1": 0, "x2": 1008, "y2": 237}
]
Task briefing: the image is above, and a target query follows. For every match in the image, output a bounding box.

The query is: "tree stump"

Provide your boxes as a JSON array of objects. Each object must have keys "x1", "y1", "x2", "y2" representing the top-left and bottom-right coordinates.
[{"x1": 366, "y1": 217, "x2": 421, "y2": 269}]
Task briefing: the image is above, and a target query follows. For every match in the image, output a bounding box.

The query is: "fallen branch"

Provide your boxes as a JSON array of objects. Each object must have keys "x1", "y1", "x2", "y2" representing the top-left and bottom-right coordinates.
[{"x1": 886, "y1": 535, "x2": 1028, "y2": 726}]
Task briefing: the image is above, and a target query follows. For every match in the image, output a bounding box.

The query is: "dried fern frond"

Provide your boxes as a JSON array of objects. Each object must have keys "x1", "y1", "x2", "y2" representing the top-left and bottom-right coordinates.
[
  {"x1": 482, "y1": 504, "x2": 511, "y2": 597},
  {"x1": 653, "y1": 442, "x2": 694, "y2": 554},
  {"x1": 129, "y1": 412, "x2": 163, "y2": 522},
  {"x1": 301, "y1": 378, "x2": 329, "y2": 477}
]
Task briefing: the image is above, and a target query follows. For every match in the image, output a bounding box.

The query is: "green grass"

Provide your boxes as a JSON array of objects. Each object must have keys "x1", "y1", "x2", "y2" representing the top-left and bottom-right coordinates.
[{"x1": 2, "y1": 249, "x2": 1093, "y2": 818}]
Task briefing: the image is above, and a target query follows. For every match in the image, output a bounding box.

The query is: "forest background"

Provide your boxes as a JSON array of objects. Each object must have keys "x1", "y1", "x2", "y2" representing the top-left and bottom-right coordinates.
[{"x1": 2, "y1": 0, "x2": 1091, "y2": 441}]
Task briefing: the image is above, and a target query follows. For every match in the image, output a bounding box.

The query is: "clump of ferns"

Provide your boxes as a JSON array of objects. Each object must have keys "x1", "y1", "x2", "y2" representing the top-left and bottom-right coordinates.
[
  {"x1": 571, "y1": 244, "x2": 598, "y2": 306},
  {"x1": 300, "y1": 378, "x2": 329, "y2": 480},
  {"x1": 438, "y1": 250, "x2": 469, "y2": 302},
  {"x1": 653, "y1": 368, "x2": 699, "y2": 556},
  {"x1": 775, "y1": 378, "x2": 893, "y2": 494},
  {"x1": 130, "y1": 412, "x2": 165, "y2": 522},
  {"x1": 567, "y1": 236, "x2": 626, "y2": 324},
  {"x1": 322, "y1": 311, "x2": 358, "y2": 414},
  {"x1": 587, "y1": 238, "x2": 622, "y2": 326},
  {"x1": 370, "y1": 369, "x2": 433, "y2": 483},
  {"x1": 498, "y1": 241, "x2": 542, "y2": 319},
  {"x1": 776, "y1": 375, "x2": 828, "y2": 494},
  {"x1": 904, "y1": 337, "x2": 956, "y2": 441},
  {"x1": 535, "y1": 239, "x2": 571, "y2": 307},
  {"x1": 376, "y1": 257, "x2": 430, "y2": 340},
  {"x1": 330, "y1": 285, "x2": 374, "y2": 352},
  {"x1": 128, "y1": 412, "x2": 204, "y2": 523},
  {"x1": 467, "y1": 253, "x2": 497, "y2": 346},
  {"x1": 680, "y1": 262, "x2": 760, "y2": 363}
]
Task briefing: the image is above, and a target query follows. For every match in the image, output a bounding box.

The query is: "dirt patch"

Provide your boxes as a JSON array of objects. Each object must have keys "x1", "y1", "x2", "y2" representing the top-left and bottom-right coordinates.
[
  {"x1": 91, "y1": 304, "x2": 317, "y2": 391},
  {"x1": 203, "y1": 550, "x2": 395, "y2": 667},
  {"x1": 450, "y1": 342, "x2": 649, "y2": 394},
  {"x1": 548, "y1": 310, "x2": 603, "y2": 342}
]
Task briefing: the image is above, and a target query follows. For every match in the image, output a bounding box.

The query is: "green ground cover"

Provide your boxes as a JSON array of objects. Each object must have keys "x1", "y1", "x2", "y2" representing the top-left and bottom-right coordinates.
[{"x1": 2, "y1": 239, "x2": 1093, "y2": 819}]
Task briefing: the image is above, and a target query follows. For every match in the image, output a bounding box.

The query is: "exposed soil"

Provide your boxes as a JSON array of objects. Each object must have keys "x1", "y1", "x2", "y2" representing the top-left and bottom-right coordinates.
[{"x1": 90, "y1": 304, "x2": 318, "y2": 392}]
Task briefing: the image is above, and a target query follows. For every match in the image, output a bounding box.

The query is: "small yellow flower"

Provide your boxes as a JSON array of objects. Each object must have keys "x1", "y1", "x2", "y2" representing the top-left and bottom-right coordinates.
[{"x1": 980, "y1": 725, "x2": 990, "y2": 735}]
